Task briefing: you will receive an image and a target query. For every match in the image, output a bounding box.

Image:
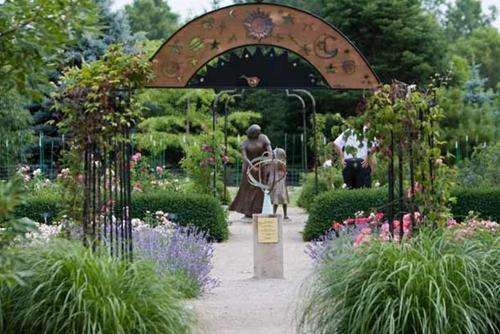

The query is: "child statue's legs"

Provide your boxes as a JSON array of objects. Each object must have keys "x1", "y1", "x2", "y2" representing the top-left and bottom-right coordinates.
[
  {"x1": 283, "y1": 204, "x2": 289, "y2": 220},
  {"x1": 274, "y1": 204, "x2": 289, "y2": 220}
]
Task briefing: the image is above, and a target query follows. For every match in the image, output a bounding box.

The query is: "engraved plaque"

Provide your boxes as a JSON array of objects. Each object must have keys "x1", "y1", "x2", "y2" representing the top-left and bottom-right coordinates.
[{"x1": 257, "y1": 217, "x2": 279, "y2": 243}]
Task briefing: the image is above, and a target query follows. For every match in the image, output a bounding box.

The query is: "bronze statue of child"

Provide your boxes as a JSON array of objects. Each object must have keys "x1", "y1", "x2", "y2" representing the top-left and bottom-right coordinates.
[{"x1": 269, "y1": 147, "x2": 290, "y2": 220}]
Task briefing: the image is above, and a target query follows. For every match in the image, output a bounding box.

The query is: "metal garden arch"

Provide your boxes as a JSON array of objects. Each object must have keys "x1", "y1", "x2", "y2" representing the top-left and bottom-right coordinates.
[{"x1": 146, "y1": 1, "x2": 381, "y2": 198}]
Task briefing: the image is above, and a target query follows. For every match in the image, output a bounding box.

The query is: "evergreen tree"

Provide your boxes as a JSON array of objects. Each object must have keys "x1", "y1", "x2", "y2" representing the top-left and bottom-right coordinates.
[
  {"x1": 28, "y1": 0, "x2": 138, "y2": 169},
  {"x1": 439, "y1": 64, "x2": 496, "y2": 154},
  {"x1": 125, "y1": 0, "x2": 179, "y2": 41},
  {"x1": 320, "y1": 0, "x2": 447, "y2": 85}
]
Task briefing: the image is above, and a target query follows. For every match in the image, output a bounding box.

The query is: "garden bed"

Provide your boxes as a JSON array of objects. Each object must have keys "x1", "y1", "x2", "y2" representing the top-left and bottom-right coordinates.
[
  {"x1": 303, "y1": 187, "x2": 500, "y2": 241},
  {"x1": 14, "y1": 190, "x2": 228, "y2": 242}
]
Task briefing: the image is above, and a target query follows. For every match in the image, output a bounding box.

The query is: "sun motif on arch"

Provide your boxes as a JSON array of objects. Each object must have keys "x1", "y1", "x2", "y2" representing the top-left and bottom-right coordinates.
[{"x1": 243, "y1": 8, "x2": 274, "y2": 40}]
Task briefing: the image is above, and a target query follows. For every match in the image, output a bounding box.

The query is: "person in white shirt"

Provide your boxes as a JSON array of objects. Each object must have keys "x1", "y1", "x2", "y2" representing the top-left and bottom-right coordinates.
[{"x1": 333, "y1": 128, "x2": 376, "y2": 189}]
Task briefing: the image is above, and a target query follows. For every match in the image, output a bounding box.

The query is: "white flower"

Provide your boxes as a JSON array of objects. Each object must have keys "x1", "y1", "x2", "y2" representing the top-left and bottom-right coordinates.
[
  {"x1": 33, "y1": 168, "x2": 42, "y2": 177},
  {"x1": 342, "y1": 183, "x2": 347, "y2": 189},
  {"x1": 322, "y1": 159, "x2": 333, "y2": 168},
  {"x1": 375, "y1": 181, "x2": 381, "y2": 187}
]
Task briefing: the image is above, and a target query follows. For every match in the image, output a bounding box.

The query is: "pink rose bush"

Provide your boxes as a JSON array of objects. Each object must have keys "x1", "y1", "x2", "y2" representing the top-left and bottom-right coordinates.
[{"x1": 307, "y1": 210, "x2": 497, "y2": 263}]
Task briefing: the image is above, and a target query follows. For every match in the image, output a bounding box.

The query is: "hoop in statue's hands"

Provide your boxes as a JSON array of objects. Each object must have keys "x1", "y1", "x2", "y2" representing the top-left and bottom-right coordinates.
[{"x1": 246, "y1": 152, "x2": 287, "y2": 193}]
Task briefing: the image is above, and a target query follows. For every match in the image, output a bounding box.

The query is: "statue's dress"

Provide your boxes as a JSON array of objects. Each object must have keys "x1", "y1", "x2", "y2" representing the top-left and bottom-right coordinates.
[
  {"x1": 269, "y1": 164, "x2": 289, "y2": 205},
  {"x1": 229, "y1": 135, "x2": 269, "y2": 217}
]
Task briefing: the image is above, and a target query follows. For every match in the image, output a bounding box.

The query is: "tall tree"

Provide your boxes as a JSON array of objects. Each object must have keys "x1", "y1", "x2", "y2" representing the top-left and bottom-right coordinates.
[
  {"x1": 320, "y1": 0, "x2": 447, "y2": 85},
  {"x1": 125, "y1": 0, "x2": 179, "y2": 41},
  {"x1": 0, "y1": 0, "x2": 97, "y2": 94},
  {"x1": 451, "y1": 27, "x2": 500, "y2": 90},
  {"x1": 232, "y1": 0, "x2": 324, "y2": 16},
  {"x1": 445, "y1": 0, "x2": 497, "y2": 40},
  {"x1": 27, "y1": 0, "x2": 139, "y2": 168},
  {"x1": 439, "y1": 64, "x2": 496, "y2": 152}
]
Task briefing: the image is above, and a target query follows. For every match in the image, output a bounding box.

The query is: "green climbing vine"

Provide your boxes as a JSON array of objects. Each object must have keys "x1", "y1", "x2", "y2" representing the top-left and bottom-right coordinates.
[{"x1": 348, "y1": 81, "x2": 454, "y2": 226}]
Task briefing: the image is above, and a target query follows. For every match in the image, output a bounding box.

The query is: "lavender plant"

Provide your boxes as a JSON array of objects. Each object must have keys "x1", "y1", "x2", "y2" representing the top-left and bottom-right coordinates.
[{"x1": 133, "y1": 220, "x2": 216, "y2": 297}]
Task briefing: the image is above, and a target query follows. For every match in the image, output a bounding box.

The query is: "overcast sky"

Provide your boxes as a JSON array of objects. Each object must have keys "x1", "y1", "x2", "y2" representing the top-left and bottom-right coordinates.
[{"x1": 112, "y1": 0, "x2": 500, "y2": 28}]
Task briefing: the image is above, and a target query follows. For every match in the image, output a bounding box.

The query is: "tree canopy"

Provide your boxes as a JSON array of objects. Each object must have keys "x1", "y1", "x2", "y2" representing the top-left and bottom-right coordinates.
[
  {"x1": 125, "y1": 0, "x2": 179, "y2": 41},
  {"x1": 0, "y1": 0, "x2": 97, "y2": 93}
]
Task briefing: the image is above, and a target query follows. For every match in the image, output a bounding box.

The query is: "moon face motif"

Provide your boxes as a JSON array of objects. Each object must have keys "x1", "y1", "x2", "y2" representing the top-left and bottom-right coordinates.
[
  {"x1": 342, "y1": 60, "x2": 356, "y2": 74},
  {"x1": 162, "y1": 61, "x2": 180, "y2": 78},
  {"x1": 314, "y1": 34, "x2": 339, "y2": 59}
]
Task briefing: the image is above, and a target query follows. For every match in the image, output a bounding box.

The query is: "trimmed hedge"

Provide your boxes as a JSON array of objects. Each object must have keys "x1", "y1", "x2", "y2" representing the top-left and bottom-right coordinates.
[
  {"x1": 304, "y1": 187, "x2": 387, "y2": 241},
  {"x1": 14, "y1": 191, "x2": 228, "y2": 242},
  {"x1": 132, "y1": 191, "x2": 228, "y2": 241},
  {"x1": 304, "y1": 187, "x2": 500, "y2": 241},
  {"x1": 450, "y1": 187, "x2": 500, "y2": 222},
  {"x1": 14, "y1": 192, "x2": 64, "y2": 224}
]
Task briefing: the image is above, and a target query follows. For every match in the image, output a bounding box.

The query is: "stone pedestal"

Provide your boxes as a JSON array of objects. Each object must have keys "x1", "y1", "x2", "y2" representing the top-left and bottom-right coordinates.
[{"x1": 252, "y1": 214, "x2": 284, "y2": 279}]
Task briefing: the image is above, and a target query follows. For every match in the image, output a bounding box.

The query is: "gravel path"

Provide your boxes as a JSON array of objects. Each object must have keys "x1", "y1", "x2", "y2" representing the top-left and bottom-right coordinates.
[{"x1": 191, "y1": 207, "x2": 312, "y2": 334}]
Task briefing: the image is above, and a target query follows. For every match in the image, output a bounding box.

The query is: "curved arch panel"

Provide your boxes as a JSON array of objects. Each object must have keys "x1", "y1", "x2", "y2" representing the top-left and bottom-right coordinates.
[{"x1": 148, "y1": 3, "x2": 380, "y2": 90}]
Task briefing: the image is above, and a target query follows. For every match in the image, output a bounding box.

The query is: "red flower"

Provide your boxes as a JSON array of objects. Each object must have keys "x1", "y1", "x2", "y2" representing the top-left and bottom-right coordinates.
[
  {"x1": 202, "y1": 145, "x2": 214, "y2": 152},
  {"x1": 332, "y1": 222, "x2": 343, "y2": 230}
]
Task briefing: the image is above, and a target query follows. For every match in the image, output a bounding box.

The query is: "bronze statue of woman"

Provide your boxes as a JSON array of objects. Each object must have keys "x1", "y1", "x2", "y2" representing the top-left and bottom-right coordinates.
[{"x1": 229, "y1": 124, "x2": 272, "y2": 218}]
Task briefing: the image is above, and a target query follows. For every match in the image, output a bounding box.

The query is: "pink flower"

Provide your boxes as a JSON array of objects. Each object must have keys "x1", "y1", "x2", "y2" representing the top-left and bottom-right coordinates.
[
  {"x1": 447, "y1": 218, "x2": 457, "y2": 227},
  {"x1": 131, "y1": 152, "x2": 142, "y2": 162},
  {"x1": 133, "y1": 182, "x2": 142, "y2": 192},
  {"x1": 355, "y1": 217, "x2": 370, "y2": 225},
  {"x1": 393, "y1": 220, "x2": 400, "y2": 229},
  {"x1": 379, "y1": 222, "x2": 390, "y2": 241},
  {"x1": 375, "y1": 212, "x2": 384, "y2": 221},
  {"x1": 360, "y1": 227, "x2": 372, "y2": 235},
  {"x1": 353, "y1": 233, "x2": 366, "y2": 247},
  {"x1": 156, "y1": 166, "x2": 164, "y2": 175},
  {"x1": 344, "y1": 218, "x2": 355, "y2": 225},
  {"x1": 406, "y1": 182, "x2": 423, "y2": 198},
  {"x1": 222, "y1": 155, "x2": 229, "y2": 164}
]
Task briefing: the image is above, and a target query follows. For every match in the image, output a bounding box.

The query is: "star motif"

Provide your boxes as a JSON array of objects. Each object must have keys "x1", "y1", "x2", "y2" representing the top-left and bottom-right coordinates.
[
  {"x1": 326, "y1": 64, "x2": 336, "y2": 73},
  {"x1": 210, "y1": 39, "x2": 220, "y2": 50},
  {"x1": 300, "y1": 44, "x2": 312, "y2": 55},
  {"x1": 190, "y1": 58, "x2": 198, "y2": 66},
  {"x1": 303, "y1": 23, "x2": 314, "y2": 31},
  {"x1": 283, "y1": 14, "x2": 295, "y2": 25}
]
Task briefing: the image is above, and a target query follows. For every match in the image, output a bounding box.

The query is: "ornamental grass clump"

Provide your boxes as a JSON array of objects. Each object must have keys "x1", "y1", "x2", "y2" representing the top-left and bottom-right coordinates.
[
  {"x1": 298, "y1": 228, "x2": 500, "y2": 334},
  {"x1": 0, "y1": 239, "x2": 192, "y2": 334}
]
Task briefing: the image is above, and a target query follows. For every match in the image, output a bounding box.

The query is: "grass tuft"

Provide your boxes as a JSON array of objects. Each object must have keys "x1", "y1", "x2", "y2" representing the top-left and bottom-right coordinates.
[
  {"x1": 1, "y1": 239, "x2": 193, "y2": 334},
  {"x1": 298, "y1": 228, "x2": 500, "y2": 334}
]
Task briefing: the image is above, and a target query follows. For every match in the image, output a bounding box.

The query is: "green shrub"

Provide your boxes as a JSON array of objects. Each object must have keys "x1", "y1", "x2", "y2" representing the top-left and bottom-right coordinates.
[
  {"x1": 0, "y1": 240, "x2": 192, "y2": 334},
  {"x1": 14, "y1": 190, "x2": 228, "y2": 242},
  {"x1": 450, "y1": 187, "x2": 500, "y2": 221},
  {"x1": 303, "y1": 187, "x2": 500, "y2": 241},
  {"x1": 297, "y1": 168, "x2": 344, "y2": 210},
  {"x1": 297, "y1": 174, "x2": 333, "y2": 210},
  {"x1": 303, "y1": 187, "x2": 387, "y2": 241},
  {"x1": 132, "y1": 190, "x2": 228, "y2": 242},
  {"x1": 298, "y1": 229, "x2": 500, "y2": 334},
  {"x1": 13, "y1": 191, "x2": 63, "y2": 224}
]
